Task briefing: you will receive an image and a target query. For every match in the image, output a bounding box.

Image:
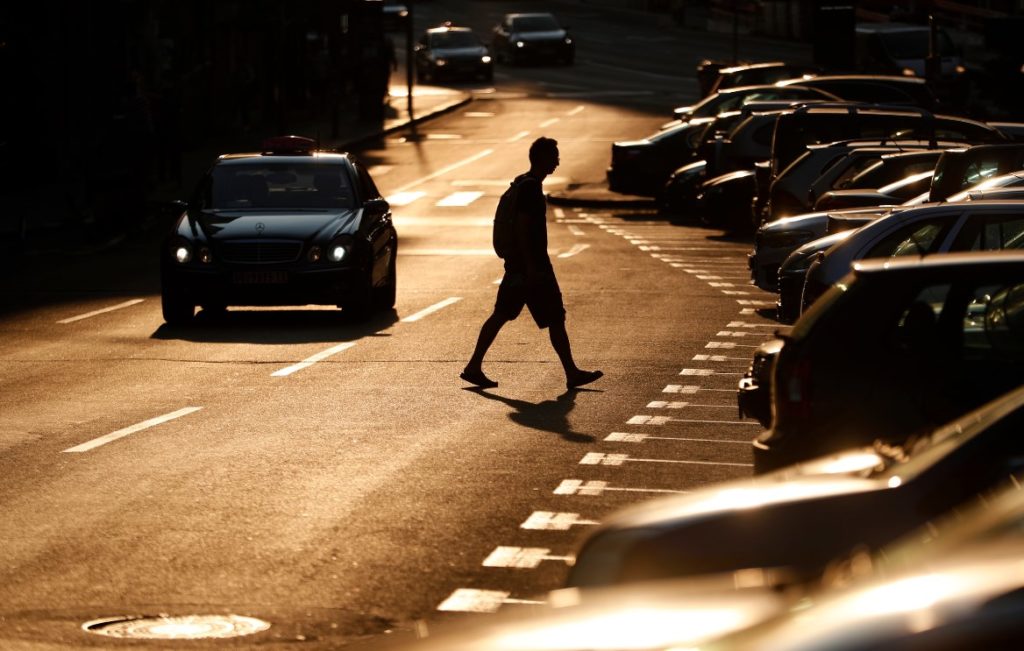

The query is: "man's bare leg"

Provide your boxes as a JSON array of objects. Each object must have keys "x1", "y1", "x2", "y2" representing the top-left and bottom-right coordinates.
[
  {"x1": 461, "y1": 312, "x2": 507, "y2": 388},
  {"x1": 549, "y1": 321, "x2": 603, "y2": 389}
]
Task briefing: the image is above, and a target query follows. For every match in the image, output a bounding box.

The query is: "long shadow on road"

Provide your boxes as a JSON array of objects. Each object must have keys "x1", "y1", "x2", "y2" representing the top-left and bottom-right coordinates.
[{"x1": 463, "y1": 387, "x2": 598, "y2": 443}]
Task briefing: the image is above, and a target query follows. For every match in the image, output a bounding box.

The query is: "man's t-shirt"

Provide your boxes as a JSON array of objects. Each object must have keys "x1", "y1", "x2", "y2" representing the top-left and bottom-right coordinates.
[{"x1": 507, "y1": 173, "x2": 552, "y2": 274}]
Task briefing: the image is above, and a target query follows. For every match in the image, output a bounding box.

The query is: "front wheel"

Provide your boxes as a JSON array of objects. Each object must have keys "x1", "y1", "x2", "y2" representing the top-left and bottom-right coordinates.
[
  {"x1": 374, "y1": 252, "x2": 397, "y2": 311},
  {"x1": 162, "y1": 286, "x2": 195, "y2": 325}
]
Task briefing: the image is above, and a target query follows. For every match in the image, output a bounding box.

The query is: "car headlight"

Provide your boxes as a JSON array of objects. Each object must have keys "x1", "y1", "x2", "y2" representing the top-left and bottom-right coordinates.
[
  {"x1": 174, "y1": 243, "x2": 192, "y2": 264},
  {"x1": 564, "y1": 37, "x2": 573, "y2": 45},
  {"x1": 308, "y1": 245, "x2": 322, "y2": 262},
  {"x1": 481, "y1": 55, "x2": 492, "y2": 64},
  {"x1": 515, "y1": 41, "x2": 525, "y2": 48},
  {"x1": 327, "y1": 238, "x2": 353, "y2": 263},
  {"x1": 435, "y1": 58, "x2": 447, "y2": 66},
  {"x1": 901, "y1": 67, "x2": 916, "y2": 77}
]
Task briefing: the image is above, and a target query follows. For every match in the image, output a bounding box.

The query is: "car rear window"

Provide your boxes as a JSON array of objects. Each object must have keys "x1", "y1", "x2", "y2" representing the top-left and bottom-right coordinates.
[{"x1": 208, "y1": 164, "x2": 355, "y2": 210}]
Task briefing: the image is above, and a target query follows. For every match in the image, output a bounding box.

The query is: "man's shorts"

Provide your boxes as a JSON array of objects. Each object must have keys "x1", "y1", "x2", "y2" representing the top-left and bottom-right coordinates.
[{"x1": 494, "y1": 272, "x2": 566, "y2": 329}]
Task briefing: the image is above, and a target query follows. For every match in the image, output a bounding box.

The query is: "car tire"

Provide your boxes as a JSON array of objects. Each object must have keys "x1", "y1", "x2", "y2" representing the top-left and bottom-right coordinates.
[
  {"x1": 200, "y1": 303, "x2": 227, "y2": 319},
  {"x1": 162, "y1": 286, "x2": 194, "y2": 325},
  {"x1": 374, "y1": 250, "x2": 397, "y2": 311}
]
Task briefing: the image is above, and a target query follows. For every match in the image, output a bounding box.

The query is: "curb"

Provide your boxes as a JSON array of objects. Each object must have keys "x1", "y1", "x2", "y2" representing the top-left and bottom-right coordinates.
[{"x1": 337, "y1": 94, "x2": 475, "y2": 151}]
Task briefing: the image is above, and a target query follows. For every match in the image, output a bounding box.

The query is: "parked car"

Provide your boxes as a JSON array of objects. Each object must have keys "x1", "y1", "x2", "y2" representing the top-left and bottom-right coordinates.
[
  {"x1": 801, "y1": 200, "x2": 1024, "y2": 312},
  {"x1": 671, "y1": 84, "x2": 838, "y2": 123},
  {"x1": 607, "y1": 118, "x2": 714, "y2": 197},
  {"x1": 414, "y1": 24, "x2": 492, "y2": 83},
  {"x1": 160, "y1": 136, "x2": 397, "y2": 324},
  {"x1": 737, "y1": 337, "x2": 784, "y2": 426},
  {"x1": 756, "y1": 252, "x2": 1024, "y2": 472},
  {"x1": 813, "y1": 169, "x2": 935, "y2": 212},
  {"x1": 855, "y1": 22, "x2": 966, "y2": 90},
  {"x1": 707, "y1": 61, "x2": 823, "y2": 95},
  {"x1": 701, "y1": 540, "x2": 1024, "y2": 651},
  {"x1": 568, "y1": 382, "x2": 1024, "y2": 587},
  {"x1": 491, "y1": 12, "x2": 573, "y2": 65},
  {"x1": 776, "y1": 74, "x2": 942, "y2": 111},
  {"x1": 775, "y1": 230, "x2": 854, "y2": 323}
]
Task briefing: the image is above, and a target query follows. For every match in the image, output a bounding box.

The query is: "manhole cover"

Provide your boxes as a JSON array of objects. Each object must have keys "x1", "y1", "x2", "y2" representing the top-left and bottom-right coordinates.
[{"x1": 82, "y1": 614, "x2": 270, "y2": 639}]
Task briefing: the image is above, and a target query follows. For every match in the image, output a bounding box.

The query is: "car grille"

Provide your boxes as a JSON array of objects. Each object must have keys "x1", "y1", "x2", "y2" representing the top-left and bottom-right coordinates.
[{"x1": 219, "y1": 240, "x2": 303, "y2": 264}]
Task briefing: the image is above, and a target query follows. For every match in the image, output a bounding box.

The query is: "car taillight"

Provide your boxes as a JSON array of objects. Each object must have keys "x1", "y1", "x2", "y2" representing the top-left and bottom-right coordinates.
[{"x1": 773, "y1": 352, "x2": 813, "y2": 425}]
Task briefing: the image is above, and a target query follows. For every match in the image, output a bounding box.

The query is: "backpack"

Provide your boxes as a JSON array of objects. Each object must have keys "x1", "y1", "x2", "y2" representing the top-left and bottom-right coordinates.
[{"x1": 493, "y1": 175, "x2": 532, "y2": 259}]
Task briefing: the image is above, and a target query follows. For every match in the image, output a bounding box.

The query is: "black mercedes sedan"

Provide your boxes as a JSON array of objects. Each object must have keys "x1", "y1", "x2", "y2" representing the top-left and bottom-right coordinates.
[
  {"x1": 492, "y1": 12, "x2": 574, "y2": 65},
  {"x1": 415, "y1": 23, "x2": 493, "y2": 83},
  {"x1": 160, "y1": 136, "x2": 397, "y2": 324}
]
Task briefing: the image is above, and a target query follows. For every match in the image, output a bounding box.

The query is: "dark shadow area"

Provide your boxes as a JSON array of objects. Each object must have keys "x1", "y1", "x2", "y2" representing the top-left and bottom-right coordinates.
[
  {"x1": 755, "y1": 307, "x2": 779, "y2": 320},
  {"x1": 151, "y1": 308, "x2": 398, "y2": 344},
  {"x1": 707, "y1": 232, "x2": 754, "y2": 244},
  {"x1": 611, "y1": 210, "x2": 662, "y2": 222},
  {"x1": 463, "y1": 386, "x2": 598, "y2": 443}
]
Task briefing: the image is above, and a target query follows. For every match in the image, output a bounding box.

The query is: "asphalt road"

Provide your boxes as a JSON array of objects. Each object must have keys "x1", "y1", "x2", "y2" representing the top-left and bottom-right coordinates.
[{"x1": 0, "y1": 2, "x2": 811, "y2": 648}]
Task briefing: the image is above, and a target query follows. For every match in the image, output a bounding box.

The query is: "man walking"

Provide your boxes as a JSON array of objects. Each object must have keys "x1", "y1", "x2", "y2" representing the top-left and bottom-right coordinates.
[{"x1": 461, "y1": 137, "x2": 603, "y2": 390}]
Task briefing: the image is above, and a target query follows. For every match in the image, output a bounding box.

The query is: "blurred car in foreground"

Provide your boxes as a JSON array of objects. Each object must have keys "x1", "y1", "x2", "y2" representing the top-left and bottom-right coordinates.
[
  {"x1": 756, "y1": 252, "x2": 1024, "y2": 472},
  {"x1": 568, "y1": 383, "x2": 1024, "y2": 588},
  {"x1": 492, "y1": 13, "x2": 573, "y2": 65},
  {"x1": 414, "y1": 24, "x2": 492, "y2": 83},
  {"x1": 160, "y1": 136, "x2": 397, "y2": 324}
]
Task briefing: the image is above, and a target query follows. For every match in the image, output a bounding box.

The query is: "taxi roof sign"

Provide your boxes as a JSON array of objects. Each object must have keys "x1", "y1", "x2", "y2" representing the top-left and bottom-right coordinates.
[{"x1": 262, "y1": 135, "x2": 317, "y2": 155}]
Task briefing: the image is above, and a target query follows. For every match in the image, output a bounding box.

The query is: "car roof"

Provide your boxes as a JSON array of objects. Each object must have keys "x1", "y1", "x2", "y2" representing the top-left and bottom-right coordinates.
[
  {"x1": 778, "y1": 74, "x2": 928, "y2": 87},
  {"x1": 855, "y1": 21, "x2": 932, "y2": 34},
  {"x1": 216, "y1": 152, "x2": 351, "y2": 165},
  {"x1": 854, "y1": 249, "x2": 1024, "y2": 274},
  {"x1": 426, "y1": 25, "x2": 474, "y2": 34}
]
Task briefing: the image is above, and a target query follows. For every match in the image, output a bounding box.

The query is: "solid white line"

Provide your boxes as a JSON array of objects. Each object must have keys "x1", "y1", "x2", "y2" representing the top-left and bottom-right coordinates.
[
  {"x1": 539, "y1": 118, "x2": 561, "y2": 128},
  {"x1": 57, "y1": 299, "x2": 145, "y2": 324},
  {"x1": 63, "y1": 406, "x2": 203, "y2": 453},
  {"x1": 402, "y1": 297, "x2": 462, "y2": 323},
  {"x1": 391, "y1": 150, "x2": 494, "y2": 194},
  {"x1": 507, "y1": 130, "x2": 530, "y2": 143},
  {"x1": 272, "y1": 342, "x2": 357, "y2": 377}
]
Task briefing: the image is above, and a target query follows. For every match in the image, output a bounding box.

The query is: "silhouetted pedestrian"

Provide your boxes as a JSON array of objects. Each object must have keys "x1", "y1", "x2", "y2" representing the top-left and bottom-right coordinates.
[{"x1": 461, "y1": 137, "x2": 603, "y2": 391}]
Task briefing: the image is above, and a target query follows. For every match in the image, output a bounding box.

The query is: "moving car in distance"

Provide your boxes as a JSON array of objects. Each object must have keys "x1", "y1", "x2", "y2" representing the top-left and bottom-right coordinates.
[
  {"x1": 492, "y1": 13, "x2": 574, "y2": 65},
  {"x1": 160, "y1": 136, "x2": 397, "y2": 324},
  {"x1": 414, "y1": 23, "x2": 493, "y2": 83}
]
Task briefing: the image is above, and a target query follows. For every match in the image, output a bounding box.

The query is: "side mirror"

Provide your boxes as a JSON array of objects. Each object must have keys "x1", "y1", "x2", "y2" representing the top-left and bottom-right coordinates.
[{"x1": 364, "y1": 198, "x2": 390, "y2": 215}]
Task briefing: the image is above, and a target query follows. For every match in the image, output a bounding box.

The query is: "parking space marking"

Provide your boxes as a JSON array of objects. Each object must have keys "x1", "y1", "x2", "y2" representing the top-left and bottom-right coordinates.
[
  {"x1": 63, "y1": 406, "x2": 203, "y2": 453},
  {"x1": 727, "y1": 321, "x2": 780, "y2": 328},
  {"x1": 554, "y1": 207, "x2": 566, "y2": 218},
  {"x1": 692, "y1": 354, "x2": 748, "y2": 362},
  {"x1": 557, "y1": 243, "x2": 590, "y2": 258},
  {"x1": 680, "y1": 368, "x2": 742, "y2": 375},
  {"x1": 737, "y1": 299, "x2": 776, "y2": 306},
  {"x1": 401, "y1": 297, "x2": 462, "y2": 323},
  {"x1": 554, "y1": 479, "x2": 689, "y2": 496},
  {"x1": 437, "y1": 589, "x2": 544, "y2": 613},
  {"x1": 271, "y1": 342, "x2": 357, "y2": 377},
  {"x1": 645, "y1": 401, "x2": 734, "y2": 409},
  {"x1": 706, "y1": 342, "x2": 760, "y2": 349},
  {"x1": 521, "y1": 511, "x2": 600, "y2": 530},
  {"x1": 627, "y1": 415, "x2": 671, "y2": 425},
  {"x1": 580, "y1": 452, "x2": 752, "y2": 468},
  {"x1": 483, "y1": 546, "x2": 574, "y2": 568},
  {"x1": 57, "y1": 299, "x2": 145, "y2": 324},
  {"x1": 605, "y1": 432, "x2": 747, "y2": 444}
]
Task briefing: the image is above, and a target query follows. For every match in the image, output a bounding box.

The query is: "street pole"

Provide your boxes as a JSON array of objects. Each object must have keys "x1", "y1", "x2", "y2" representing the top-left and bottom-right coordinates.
[{"x1": 406, "y1": 3, "x2": 414, "y2": 119}]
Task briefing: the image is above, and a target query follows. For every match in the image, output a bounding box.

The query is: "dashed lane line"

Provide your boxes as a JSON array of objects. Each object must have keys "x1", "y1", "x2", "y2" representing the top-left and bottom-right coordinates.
[
  {"x1": 63, "y1": 407, "x2": 203, "y2": 453},
  {"x1": 271, "y1": 342, "x2": 358, "y2": 377},
  {"x1": 57, "y1": 299, "x2": 145, "y2": 324},
  {"x1": 401, "y1": 297, "x2": 463, "y2": 323}
]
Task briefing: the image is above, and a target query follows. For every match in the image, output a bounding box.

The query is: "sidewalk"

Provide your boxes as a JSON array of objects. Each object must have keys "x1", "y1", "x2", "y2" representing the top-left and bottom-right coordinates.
[{"x1": 0, "y1": 82, "x2": 473, "y2": 259}]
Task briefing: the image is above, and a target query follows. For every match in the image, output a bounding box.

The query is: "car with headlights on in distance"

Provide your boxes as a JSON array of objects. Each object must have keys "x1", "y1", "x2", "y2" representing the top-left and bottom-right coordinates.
[
  {"x1": 414, "y1": 23, "x2": 493, "y2": 83},
  {"x1": 492, "y1": 12, "x2": 574, "y2": 65},
  {"x1": 160, "y1": 135, "x2": 397, "y2": 325}
]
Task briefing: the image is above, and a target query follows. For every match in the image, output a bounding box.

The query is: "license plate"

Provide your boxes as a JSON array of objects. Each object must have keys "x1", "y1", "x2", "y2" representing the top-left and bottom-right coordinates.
[{"x1": 232, "y1": 271, "x2": 288, "y2": 284}]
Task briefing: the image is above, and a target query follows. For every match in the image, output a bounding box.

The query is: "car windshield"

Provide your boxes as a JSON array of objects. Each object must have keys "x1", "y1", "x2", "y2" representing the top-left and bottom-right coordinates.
[
  {"x1": 946, "y1": 172, "x2": 1024, "y2": 202},
  {"x1": 429, "y1": 31, "x2": 480, "y2": 48},
  {"x1": 207, "y1": 163, "x2": 355, "y2": 211},
  {"x1": 511, "y1": 15, "x2": 560, "y2": 32}
]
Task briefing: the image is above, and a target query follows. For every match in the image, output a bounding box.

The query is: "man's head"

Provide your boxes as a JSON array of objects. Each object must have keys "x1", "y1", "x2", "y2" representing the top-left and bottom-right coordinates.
[{"x1": 529, "y1": 137, "x2": 559, "y2": 174}]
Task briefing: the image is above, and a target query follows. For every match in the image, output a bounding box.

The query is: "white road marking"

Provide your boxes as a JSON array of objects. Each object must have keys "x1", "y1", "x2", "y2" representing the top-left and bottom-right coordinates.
[
  {"x1": 566, "y1": 105, "x2": 585, "y2": 116},
  {"x1": 465, "y1": 111, "x2": 495, "y2": 117},
  {"x1": 727, "y1": 321, "x2": 780, "y2": 328},
  {"x1": 539, "y1": 117, "x2": 561, "y2": 128},
  {"x1": 717, "y1": 331, "x2": 758, "y2": 337},
  {"x1": 706, "y1": 342, "x2": 759, "y2": 349},
  {"x1": 368, "y1": 165, "x2": 393, "y2": 176},
  {"x1": 553, "y1": 207, "x2": 566, "y2": 218},
  {"x1": 436, "y1": 191, "x2": 484, "y2": 207},
  {"x1": 507, "y1": 130, "x2": 530, "y2": 143},
  {"x1": 737, "y1": 299, "x2": 776, "y2": 306},
  {"x1": 628, "y1": 415, "x2": 671, "y2": 425},
  {"x1": 272, "y1": 342, "x2": 357, "y2": 377},
  {"x1": 581, "y1": 452, "x2": 752, "y2": 468},
  {"x1": 483, "y1": 546, "x2": 573, "y2": 568},
  {"x1": 605, "y1": 432, "x2": 748, "y2": 444},
  {"x1": 390, "y1": 149, "x2": 494, "y2": 194},
  {"x1": 557, "y1": 243, "x2": 590, "y2": 259},
  {"x1": 568, "y1": 225, "x2": 585, "y2": 236},
  {"x1": 386, "y1": 191, "x2": 426, "y2": 206},
  {"x1": 401, "y1": 297, "x2": 462, "y2": 323},
  {"x1": 693, "y1": 354, "x2": 748, "y2": 362},
  {"x1": 722, "y1": 290, "x2": 752, "y2": 295},
  {"x1": 63, "y1": 406, "x2": 202, "y2": 453},
  {"x1": 646, "y1": 401, "x2": 734, "y2": 409},
  {"x1": 521, "y1": 511, "x2": 599, "y2": 530},
  {"x1": 437, "y1": 589, "x2": 544, "y2": 613},
  {"x1": 663, "y1": 384, "x2": 700, "y2": 394},
  {"x1": 57, "y1": 299, "x2": 145, "y2": 324},
  {"x1": 554, "y1": 479, "x2": 688, "y2": 496}
]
